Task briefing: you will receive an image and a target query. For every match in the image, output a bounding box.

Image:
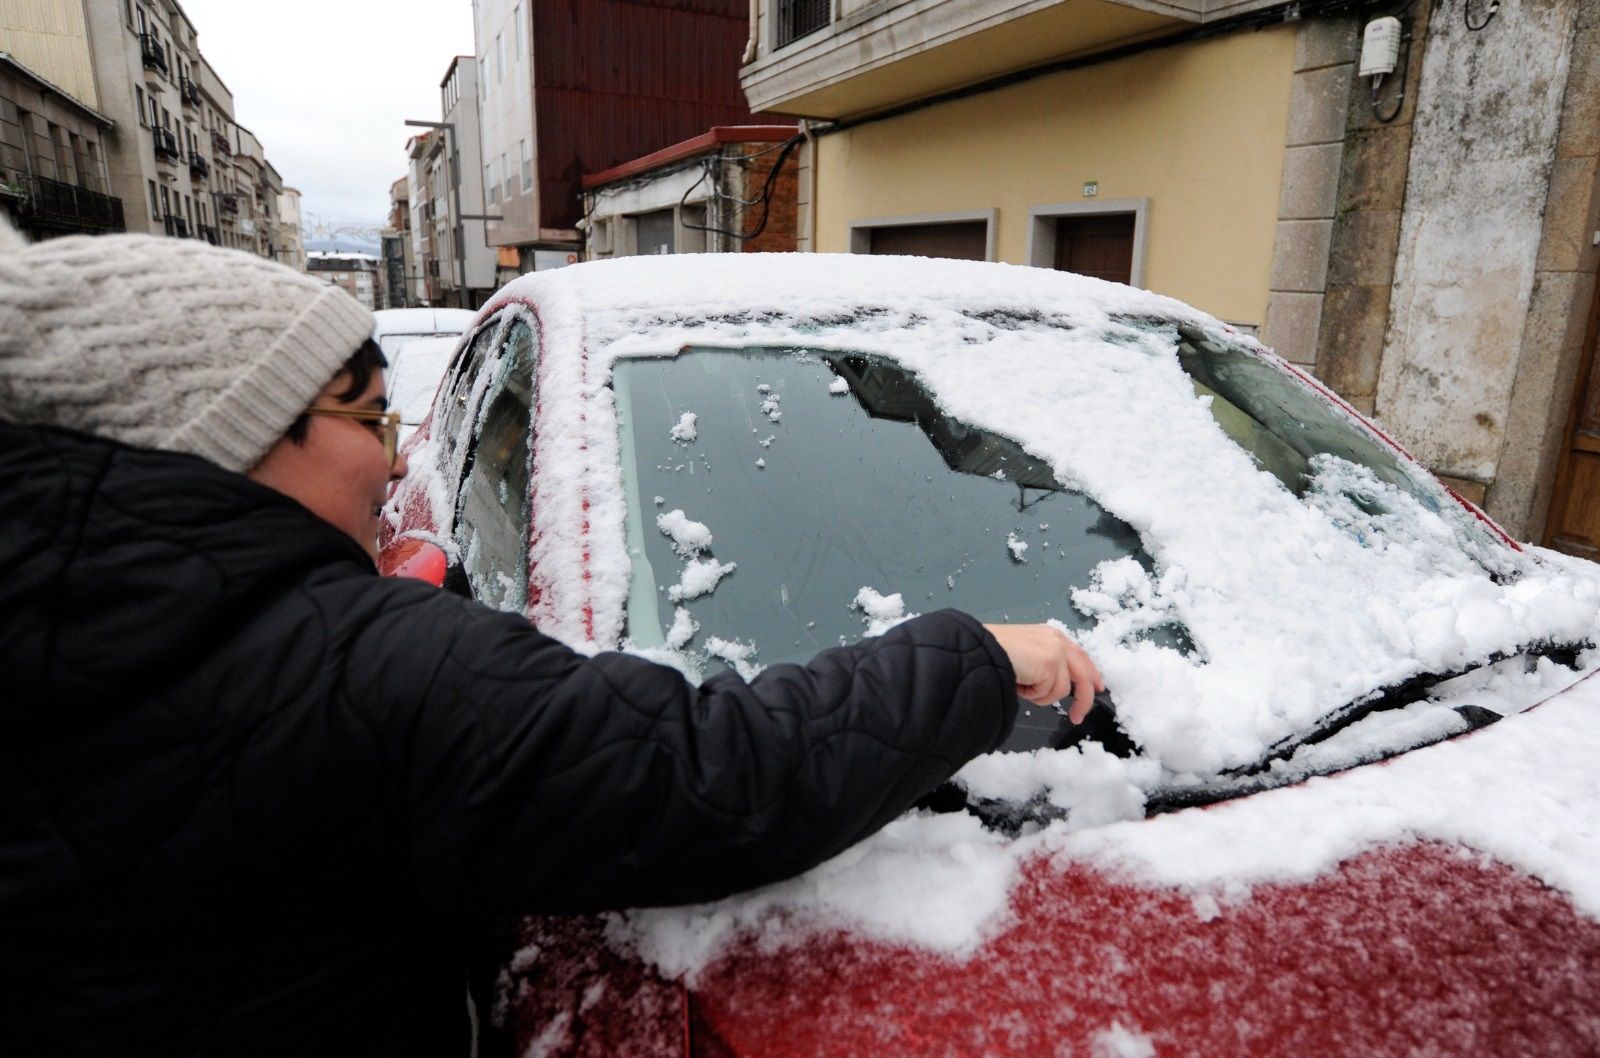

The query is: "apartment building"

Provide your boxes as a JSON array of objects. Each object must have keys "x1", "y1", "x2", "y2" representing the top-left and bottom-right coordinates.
[
  {"x1": 307, "y1": 250, "x2": 380, "y2": 311},
  {"x1": 0, "y1": 50, "x2": 123, "y2": 238},
  {"x1": 1, "y1": 0, "x2": 288, "y2": 258},
  {"x1": 381, "y1": 175, "x2": 413, "y2": 308},
  {"x1": 472, "y1": 0, "x2": 780, "y2": 277},
  {"x1": 738, "y1": 0, "x2": 1600, "y2": 556},
  {"x1": 421, "y1": 56, "x2": 494, "y2": 309},
  {"x1": 277, "y1": 185, "x2": 305, "y2": 271}
]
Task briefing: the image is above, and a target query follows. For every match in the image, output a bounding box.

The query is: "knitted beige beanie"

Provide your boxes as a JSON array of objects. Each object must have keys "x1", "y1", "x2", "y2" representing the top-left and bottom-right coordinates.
[{"x1": 0, "y1": 219, "x2": 374, "y2": 472}]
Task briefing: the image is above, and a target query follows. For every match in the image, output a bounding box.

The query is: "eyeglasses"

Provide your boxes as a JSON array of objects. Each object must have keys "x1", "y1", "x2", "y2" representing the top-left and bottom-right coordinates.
[{"x1": 305, "y1": 406, "x2": 402, "y2": 466}]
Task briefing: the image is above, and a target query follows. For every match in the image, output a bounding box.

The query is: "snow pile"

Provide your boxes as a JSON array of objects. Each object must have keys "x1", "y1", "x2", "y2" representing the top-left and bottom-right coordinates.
[
  {"x1": 655, "y1": 509, "x2": 712, "y2": 557},
  {"x1": 668, "y1": 558, "x2": 735, "y2": 602},
  {"x1": 852, "y1": 587, "x2": 917, "y2": 636},
  {"x1": 669, "y1": 412, "x2": 698, "y2": 444}
]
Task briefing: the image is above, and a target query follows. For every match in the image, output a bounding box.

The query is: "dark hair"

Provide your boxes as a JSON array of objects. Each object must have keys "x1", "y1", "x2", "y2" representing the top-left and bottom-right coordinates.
[{"x1": 284, "y1": 338, "x2": 389, "y2": 444}]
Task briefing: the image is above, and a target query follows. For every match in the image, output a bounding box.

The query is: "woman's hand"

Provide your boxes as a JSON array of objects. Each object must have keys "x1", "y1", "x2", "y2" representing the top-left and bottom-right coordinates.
[{"x1": 983, "y1": 624, "x2": 1105, "y2": 723}]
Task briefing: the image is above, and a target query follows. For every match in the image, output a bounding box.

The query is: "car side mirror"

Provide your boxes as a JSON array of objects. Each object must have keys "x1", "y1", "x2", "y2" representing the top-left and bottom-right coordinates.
[{"x1": 378, "y1": 536, "x2": 449, "y2": 587}]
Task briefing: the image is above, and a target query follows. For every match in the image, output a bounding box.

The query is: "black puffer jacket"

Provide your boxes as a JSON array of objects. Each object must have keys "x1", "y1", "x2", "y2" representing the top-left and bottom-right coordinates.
[{"x1": 0, "y1": 422, "x2": 1017, "y2": 1057}]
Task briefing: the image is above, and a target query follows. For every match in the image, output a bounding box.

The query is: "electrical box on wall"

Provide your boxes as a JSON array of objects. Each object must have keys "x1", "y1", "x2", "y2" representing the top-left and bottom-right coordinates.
[{"x1": 1360, "y1": 16, "x2": 1402, "y2": 78}]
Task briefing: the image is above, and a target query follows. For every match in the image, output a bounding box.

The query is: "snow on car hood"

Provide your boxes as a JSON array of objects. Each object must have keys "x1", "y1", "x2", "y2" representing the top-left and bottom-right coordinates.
[
  {"x1": 486, "y1": 254, "x2": 1600, "y2": 777},
  {"x1": 462, "y1": 254, "x2": 1600, "y2": 970}
]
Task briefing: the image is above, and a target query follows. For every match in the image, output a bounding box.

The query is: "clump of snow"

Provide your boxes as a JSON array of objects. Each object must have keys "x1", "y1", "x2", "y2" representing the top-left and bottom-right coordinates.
[
  {"x1": 1092, "y1": 1024, "x2": 1156, "y2": 1058},
  {"x1": 665, "y1": 606, "x2": 698, "y2": 650},
  {"x1": 1191, "y1": 893, "x2": 1221, "y2": 922},
  {"x1": 755, "y1": 458, "x2": 766, "y2": 469},
  {"x1": 669, "y1": 412, "x2": 698, "y2": 443},
  {"x1": 705, "y1": 636, "x2": 763, "y2": 680},
  {"x1": 668, "y1": 558, "x2": 736, "y2": 602},
  {"x1": 656, "y1": 508, "x2": 712, "y2": 557},
  {"x1": 852, "y1": 587, "x2": 918, "y2": 636},
  {"x1": 1005, "y1": 531, "x2": 1028, "y2": 563},
  {"x1": 759, "y1": 392, "x2": 782, "y2": 422},
  {"x1": 828, "y1": 376, "x2": 849, "y2": 395}
]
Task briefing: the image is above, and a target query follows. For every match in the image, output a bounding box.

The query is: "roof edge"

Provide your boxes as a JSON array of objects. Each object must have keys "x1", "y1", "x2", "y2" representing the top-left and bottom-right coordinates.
[{"x1": 581, "y1": 126, "x2": 800, "y2": 191}]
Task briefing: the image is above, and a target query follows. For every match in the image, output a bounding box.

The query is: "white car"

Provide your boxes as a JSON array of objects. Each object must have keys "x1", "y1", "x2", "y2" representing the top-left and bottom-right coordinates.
[
  {"x1": 380, "y1": 254, "x2": 1600, "y2": 1056},
  {"x1": 372, "y1": 307, "x2": 478, "y2": 442}
]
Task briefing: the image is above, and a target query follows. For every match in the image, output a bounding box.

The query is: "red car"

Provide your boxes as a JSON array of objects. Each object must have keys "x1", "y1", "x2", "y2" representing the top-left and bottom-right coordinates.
[{"x1": 381, "y1": 254, "x2": 1600, "y2": 1057}]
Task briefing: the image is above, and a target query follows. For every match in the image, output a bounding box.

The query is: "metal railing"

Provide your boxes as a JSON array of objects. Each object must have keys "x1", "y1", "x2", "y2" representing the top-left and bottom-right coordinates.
[
  {"x1": 197, "y1": 223, "x2": 219, "y2": 245},
  {"x1": 189, "y1": 152, "x2": 209, "y2": 179},
  {"x1": 211, "y1": 130, "x2": 233, "y2": 157},
  {"x1": 140, "y1": 33, "x2": 169, "y2": 75},
  {"x1": 152, "y1": 126, "x2": 181, "y2": 161},
  {"x1": 16, "y1": 175, "x2": 125, "y2": 234},
  {"x1": 218, "y1": 192, "x2": 240, "y2": 215},
  {"x1": 164, "y1": 215, "x2": 190, "y2": 238}
]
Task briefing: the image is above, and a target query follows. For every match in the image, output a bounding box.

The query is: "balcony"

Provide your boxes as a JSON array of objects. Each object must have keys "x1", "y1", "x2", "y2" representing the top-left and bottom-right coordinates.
[
  {"x1": 163, "y1": 215, "x2": 190, "y2": 239},
  {"x1": 740, "y1": 0, "x2": 1284, "y2": 119},
  {"x1": 189, "y1": 152, "x2": 210, "y2": 180},
  {"x1": 15, "y1": 175, "x2": 125, "y2": 235},
  {"x1": 197, "y1": 223, "x2": 220, "y2": 245},
  {"x1": 180, "y1": 77, "x2": 202, "y2": 109},
  {"x1": 139, "y1": 33, "x2": 169, "y2": 76},
  {"x1": 152, "y1": 126, "x2": 181, "y2": 163},
  {"x1": 211, "y1": 130, "x2": 233, "y2": 157},
  {"x1": 218, "y1": 192, "x2": 240, "y2": 215}
]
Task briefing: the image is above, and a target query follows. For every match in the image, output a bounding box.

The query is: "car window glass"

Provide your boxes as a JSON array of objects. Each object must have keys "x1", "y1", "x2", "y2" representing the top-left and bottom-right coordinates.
[
  {"x1": 440, "y1": 317, "x2": 504, "y2": 466},
  {"x1": 1167, "y1": 325, "x2": 1518, "y2": 579},
  {"x1": 613, "y1": 347, "x2": 1186, "y2": 752},
  {"x1": 456, "y1": 318, "x2": 537, "y2": 613}
]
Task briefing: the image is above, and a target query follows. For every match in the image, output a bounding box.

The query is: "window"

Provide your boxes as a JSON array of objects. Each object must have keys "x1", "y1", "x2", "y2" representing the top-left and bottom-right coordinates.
[
  {"x1": 496, "y1": 32, "x2": 505, "y2": 81},
  {"x1": 634, "y1": 209, "x2": 674, "y2": 255},
  {"x1": 148, "y1": 180, "x2": 159, "y2": 215},
  {"x1": 454, "y1": 318, "x2": 539, "y2": 613},
  {"x1": 514, "y1": 5, "x2": 525, "y2": 59},
  {"x1": 776, "y1": 0, "x2": 830, "y2": 48},
  {"x1": 136, "y1": 86, "x2": 147, "y2": 127},
  {"x1": 486, "y1": 161, "x2": 498, "y2": 206},
  {"x1": 502, "y1": 151, "x2": 514, "y2": 201},
  {"x1": 520, "y1": 139, "x2": 532, "y2": 192}
]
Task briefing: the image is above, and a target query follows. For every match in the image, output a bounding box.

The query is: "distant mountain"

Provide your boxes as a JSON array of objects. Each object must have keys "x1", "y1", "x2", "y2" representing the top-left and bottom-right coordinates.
[{"x1": 306, "y1": 237, "x2": 381, "y2": 256}]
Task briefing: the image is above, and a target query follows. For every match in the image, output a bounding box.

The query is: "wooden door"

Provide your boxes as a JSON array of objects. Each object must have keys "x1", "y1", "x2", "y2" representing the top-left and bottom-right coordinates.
[
  {"x1": 1544, "y1": 277, "x2": 1600, "y2": 558},
  {"x1": 1055, "y1": 213, "x2": 1135, "y2": 285}
]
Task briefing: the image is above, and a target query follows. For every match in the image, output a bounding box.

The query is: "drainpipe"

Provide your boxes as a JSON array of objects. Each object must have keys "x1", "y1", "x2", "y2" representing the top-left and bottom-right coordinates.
[
  {"x1": 802, "y1": 118, "x2": 819, "y2": 253},
  {"x1": 743, "y1": 0, "x2": 758, "y2": 64}
]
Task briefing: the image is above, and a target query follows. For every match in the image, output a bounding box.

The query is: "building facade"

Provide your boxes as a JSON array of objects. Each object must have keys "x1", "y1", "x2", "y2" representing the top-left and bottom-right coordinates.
[
  {"x1": 306, "y1": 250, "x2": 380, "y2": 311},
  {"x1": 582, "y1": 125, "x2": 800, "y2": 259},
  {"x1": 471, "y1": 0, "x2": 783, "y2": 278},
  {"x1": 430, "y1": 56, "x2": 495, "y2": 308},
  {"x1": 381, "y1": 175, "x2": 413, "y2": 308},
  {"x1": 738, "y1": 0, "x2": 1600, "y2": 553},
  {"x1": 0, "y1": 50, "x2": 123, "y2": 239},
  {"x1": 2, "y1": 0, "x2": 288, "y2": 257},
  {"x1": 276, "y1": 185, "x2": 305, "y2": 271}
]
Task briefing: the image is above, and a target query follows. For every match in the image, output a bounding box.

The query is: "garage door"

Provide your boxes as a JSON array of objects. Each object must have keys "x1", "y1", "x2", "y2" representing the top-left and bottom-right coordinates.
[{"x1": 868, "y1": 221, "x2": 987, "y2": 261}]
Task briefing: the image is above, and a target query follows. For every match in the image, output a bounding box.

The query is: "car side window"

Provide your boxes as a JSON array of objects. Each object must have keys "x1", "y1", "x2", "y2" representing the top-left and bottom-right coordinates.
[
  {"x1": 455, "y1": 317, "x2": 538, "y2": 613},
  {"x1": 440, "y1": 317, "x2": 503, "y2": 468}
]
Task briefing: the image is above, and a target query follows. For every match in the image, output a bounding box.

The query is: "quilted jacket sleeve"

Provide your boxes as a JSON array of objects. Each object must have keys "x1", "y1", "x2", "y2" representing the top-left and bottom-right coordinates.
[{"x1": 351, "y1": 589, "x2": 1016, "y2": 915}]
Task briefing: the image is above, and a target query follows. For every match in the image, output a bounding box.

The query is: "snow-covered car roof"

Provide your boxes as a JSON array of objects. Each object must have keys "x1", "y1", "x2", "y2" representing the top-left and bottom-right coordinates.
[
  {"x1": 403, "y1": 253, "x2": 1600, "y2": 974},
  {"x1": 372, "y1": 307, "x2": 477, "y2": 338}
]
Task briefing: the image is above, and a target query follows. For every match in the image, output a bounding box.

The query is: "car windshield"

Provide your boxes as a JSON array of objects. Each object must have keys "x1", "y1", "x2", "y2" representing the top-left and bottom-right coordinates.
[
  {"x1": 613, "y1": 347, "x2": 1185, "y2": 752},
  {"x1": 386, "y1": 335, "x2": 460, "y2": 440}
]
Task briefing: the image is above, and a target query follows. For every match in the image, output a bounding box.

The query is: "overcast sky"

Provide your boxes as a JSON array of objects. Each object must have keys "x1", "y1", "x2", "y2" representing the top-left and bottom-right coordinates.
[{"x1": 178, "y1": 0, "x2": 476, "y2": 237}]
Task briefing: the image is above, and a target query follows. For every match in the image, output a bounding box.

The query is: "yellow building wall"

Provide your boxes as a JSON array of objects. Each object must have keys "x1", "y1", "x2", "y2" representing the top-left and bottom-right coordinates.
[
  {"x1": 1, "y1": 0, "x2": 98, "y2": 109},
  {"x1": 813, "y1": 25, "x2": 1298, "y2": 327}
]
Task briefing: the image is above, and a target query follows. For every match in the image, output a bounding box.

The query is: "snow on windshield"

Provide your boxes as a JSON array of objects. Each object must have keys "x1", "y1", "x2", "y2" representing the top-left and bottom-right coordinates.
[{"x1": 470, "y1": 254, "x2": 1600, "y2": 970}]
